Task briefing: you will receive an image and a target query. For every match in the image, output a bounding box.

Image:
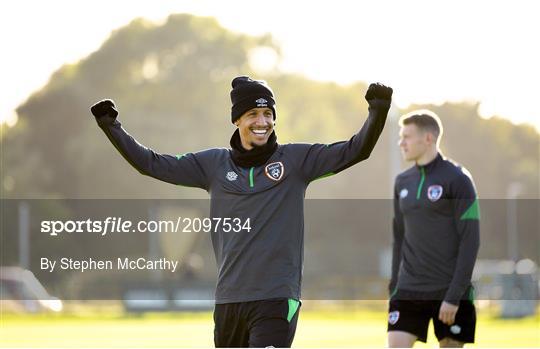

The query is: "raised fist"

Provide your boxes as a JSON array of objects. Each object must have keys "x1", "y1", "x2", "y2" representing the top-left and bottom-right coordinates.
[
  {"x1": 90, "y1": 99, "x2": 118, "y2": 119},
  {"x1": 365, "y1": 83, "x2": 393, "y2": 101}
]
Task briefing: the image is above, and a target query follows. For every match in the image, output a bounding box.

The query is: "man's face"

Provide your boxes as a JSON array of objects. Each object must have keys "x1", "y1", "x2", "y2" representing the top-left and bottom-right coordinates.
[
  {"x1": 235, "y1": 107, "x2": 274, "y2": 150},
  {"x1": 398, "y1": 124, "x2": 430, "y2": 162}
]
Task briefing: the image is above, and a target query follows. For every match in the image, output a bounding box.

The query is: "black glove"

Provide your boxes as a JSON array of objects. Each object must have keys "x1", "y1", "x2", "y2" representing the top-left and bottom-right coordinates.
[
  {"x1": 365, "y1": 83, "x2": 393, "y2": 101},
  {"x1": 90, "y1": 99, "x2": 118, "y2": 119}
]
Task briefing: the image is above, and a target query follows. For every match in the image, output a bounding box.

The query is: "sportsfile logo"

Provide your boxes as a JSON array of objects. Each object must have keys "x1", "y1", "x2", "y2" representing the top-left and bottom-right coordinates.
[
  {"x1": 255, "y1": 98, "x2": 267, "y2": 107},
  {"x1": 41, "y1": 216, "x2": 253, "y2": 236}
]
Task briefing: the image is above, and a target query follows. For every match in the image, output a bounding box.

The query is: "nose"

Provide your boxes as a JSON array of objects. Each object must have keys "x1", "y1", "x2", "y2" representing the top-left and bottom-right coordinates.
[
  {"x1": 398, "y1": 138, "x2": 405, "y2": 147},
  {"x1": 254, "y1": 113, "x2": 267, "y2": 125}
]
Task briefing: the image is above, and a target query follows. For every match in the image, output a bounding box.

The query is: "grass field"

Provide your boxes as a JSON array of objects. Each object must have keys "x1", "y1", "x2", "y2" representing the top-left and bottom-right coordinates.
[{"x1": 1, "y1": 304, "x2": 539, "y2": 347}]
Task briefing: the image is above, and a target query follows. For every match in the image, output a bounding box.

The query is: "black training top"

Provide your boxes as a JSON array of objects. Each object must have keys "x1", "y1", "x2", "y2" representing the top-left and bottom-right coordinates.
[
  {"x1": 390, "y1": 153, "x2": 480, "y2": 304},
  {"x1": 95, "y1": 98, "x2": 390, "y2": 304}
]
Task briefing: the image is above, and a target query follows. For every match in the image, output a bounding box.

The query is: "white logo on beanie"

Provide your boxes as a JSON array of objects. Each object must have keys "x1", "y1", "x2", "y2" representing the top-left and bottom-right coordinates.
[{"x1": 255, "y1": 98, "x2": 268, "y2": 107}]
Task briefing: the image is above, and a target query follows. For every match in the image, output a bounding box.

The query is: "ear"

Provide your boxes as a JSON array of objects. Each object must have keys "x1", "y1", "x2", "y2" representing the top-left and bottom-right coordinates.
[{"x1": 425, "y1": 132, "x2": 435, "y2": 145}]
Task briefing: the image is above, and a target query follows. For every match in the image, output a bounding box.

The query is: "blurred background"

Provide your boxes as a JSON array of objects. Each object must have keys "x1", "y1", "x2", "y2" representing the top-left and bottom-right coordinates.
[{"x1": 1, "y1": 0, "x2": 538, "y2": 347}]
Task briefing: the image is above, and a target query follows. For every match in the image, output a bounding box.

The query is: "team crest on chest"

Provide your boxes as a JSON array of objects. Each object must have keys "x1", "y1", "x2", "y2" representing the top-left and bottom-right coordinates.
[
  {"x1": 265, "y1": 162, "x2": 284, "y2": 181},
  {"x1": 427, "y1": 184, "x2": 443, "y2": 202}
]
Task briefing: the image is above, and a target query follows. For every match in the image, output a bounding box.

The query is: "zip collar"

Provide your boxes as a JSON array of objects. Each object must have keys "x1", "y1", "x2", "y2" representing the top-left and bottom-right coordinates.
[
  {"x1": 415, "y1": 152, "x2": 443, "y2": 173},
  {"x1": 414, "y1": 153, "x2": 442, "y2": 199}
]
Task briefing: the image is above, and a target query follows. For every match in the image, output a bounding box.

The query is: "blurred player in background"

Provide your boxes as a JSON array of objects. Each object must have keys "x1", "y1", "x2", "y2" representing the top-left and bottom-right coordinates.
[{"x1": 388, "y1": 110, "x2": 480, "y2": 347}]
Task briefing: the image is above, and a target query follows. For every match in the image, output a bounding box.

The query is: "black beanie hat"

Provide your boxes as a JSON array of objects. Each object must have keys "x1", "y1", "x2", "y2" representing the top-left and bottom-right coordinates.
[{"x1": 230, "y1": 76, "x2": 276, "y2": 124}]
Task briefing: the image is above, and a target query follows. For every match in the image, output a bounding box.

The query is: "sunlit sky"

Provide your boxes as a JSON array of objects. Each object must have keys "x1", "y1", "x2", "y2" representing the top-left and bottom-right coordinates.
[{"x1": 1, "y1": 0, "x2": 539, "y2": 131}]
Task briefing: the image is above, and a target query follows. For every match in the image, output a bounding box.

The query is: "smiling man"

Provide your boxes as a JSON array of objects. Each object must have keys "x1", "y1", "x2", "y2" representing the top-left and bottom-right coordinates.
[
  {"x1": 91, "y1": 76, "x2": 392, "y2": 347},
  {"x1": 388, "y1": 110, "x2": 480, "y2": 348}
]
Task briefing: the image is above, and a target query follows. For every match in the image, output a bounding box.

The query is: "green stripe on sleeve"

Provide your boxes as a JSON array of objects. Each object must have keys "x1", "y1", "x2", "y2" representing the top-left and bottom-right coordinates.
[
  {"x1": 460, "y1": 198, "x2": 480, "y2": 220},
  {"x1": 174, "y1": 154, "x2": 196, "y2": 187},
  {"x1": 311, "y1": 172, "x2": 335, "y2": 182}
]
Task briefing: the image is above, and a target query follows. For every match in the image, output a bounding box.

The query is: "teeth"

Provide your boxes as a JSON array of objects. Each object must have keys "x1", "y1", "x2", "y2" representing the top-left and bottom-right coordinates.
[{"x1": 252, "y1": 130, "x2": 267, "y2": 134}]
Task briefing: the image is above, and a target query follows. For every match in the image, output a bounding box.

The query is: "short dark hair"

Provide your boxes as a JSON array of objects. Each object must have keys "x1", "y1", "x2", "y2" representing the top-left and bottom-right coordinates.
[{"x1": 399, "y1": 109, "x2": 443, "y2": 141}]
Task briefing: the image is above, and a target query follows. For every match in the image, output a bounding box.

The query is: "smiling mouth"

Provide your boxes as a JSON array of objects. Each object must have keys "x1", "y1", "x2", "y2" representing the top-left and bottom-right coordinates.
[{"x1": 251, "y1": 129, "x2": 269, "y2": 136}]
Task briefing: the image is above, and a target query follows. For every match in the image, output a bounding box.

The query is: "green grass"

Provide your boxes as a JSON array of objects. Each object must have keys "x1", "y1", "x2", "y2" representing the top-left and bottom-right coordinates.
[{"x1": 1, "y1": 307, "x2": 539, "y2": 347}]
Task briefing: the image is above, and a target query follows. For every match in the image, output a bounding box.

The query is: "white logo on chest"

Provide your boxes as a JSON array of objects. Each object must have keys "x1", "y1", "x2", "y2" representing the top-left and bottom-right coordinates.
[
  {"x1": 399, "y1": 188, "x2": 408, "y2": 198},
  {"x1": 226, "y1": 171, "x2": 238, "y2": 181}
]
